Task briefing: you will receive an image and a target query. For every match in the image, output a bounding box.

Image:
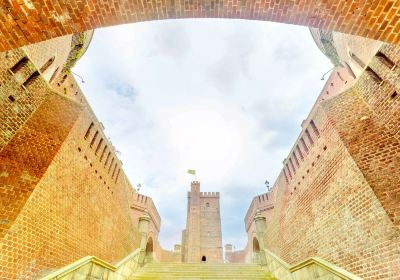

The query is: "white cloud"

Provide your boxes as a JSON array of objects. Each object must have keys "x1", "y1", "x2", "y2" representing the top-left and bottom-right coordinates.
[{"x1": 74, "y1": 19, "x2": 331, "y2": 250}]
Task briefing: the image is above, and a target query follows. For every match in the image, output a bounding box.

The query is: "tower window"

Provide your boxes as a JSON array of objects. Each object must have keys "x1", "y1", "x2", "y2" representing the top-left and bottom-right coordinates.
[
  {"x1": 40, "y1": 56, "x2": 55, "y2": 73},
  {"x1": 23, "y1": 71, "x2": 40, "y2": 87},
  {"x1": 10, "y1": 57, "x2": 29, "y2": 73},
  {"x1": 376, "y1": 51, "x2": 395, "y2": 69},
  {"x1": 366, "y1": 67, "x2": 383, "y2": 84}
]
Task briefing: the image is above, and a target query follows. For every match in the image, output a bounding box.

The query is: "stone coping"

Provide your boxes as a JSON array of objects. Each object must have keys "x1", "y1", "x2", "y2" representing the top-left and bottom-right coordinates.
[
  {"x1": 264, "y1": 249, "x2": 363, "y2": 280},
  {"x1": 40, "y1": 248, "x2": 142, "y2": 279}
]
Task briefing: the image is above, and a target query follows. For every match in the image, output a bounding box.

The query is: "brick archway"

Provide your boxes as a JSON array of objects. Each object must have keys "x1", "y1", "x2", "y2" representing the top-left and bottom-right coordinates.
[{"x1": 1, "y1": 0, "x2": 399, "y2": 52}]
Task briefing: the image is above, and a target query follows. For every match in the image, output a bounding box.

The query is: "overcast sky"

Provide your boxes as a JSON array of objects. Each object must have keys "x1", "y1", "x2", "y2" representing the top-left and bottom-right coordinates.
[{"x1": 74, "y1": 19, "x2": 331, "y2": 251}]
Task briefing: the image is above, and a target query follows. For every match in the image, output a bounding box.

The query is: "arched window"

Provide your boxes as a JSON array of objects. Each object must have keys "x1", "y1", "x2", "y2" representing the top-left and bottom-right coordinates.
[
  {"x1": 206, "y1": 202, "x2": 210, "y2": 207},
  {"x1": 253, "y1": 237, "x2": 260, "y2": 253},
  {"x1": 201, "y1": 256, "x2": 207, "y2": 262},
  {"x1": 40, "y1": 56, "x2": 55, "y2": 73}
]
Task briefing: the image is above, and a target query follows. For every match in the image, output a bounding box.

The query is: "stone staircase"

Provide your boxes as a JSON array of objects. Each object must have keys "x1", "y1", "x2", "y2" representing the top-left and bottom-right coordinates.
[{"x1": 129, "y1": 262, "x2": 277, "y2": 280}]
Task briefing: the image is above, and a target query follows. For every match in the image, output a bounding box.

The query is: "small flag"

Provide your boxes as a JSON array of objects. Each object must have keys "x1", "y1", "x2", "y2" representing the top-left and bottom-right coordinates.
[{"x1": 187, "y1": 169, "x2": 196, "y2": 175}]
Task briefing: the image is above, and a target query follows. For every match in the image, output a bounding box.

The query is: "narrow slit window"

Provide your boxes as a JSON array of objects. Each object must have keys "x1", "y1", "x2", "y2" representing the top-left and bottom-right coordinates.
[
  {"x1": 283, "y1": 169, "x2": 289, "y2": 183},
  {"x1": 286, "y1": 164, "x2": 292, "y2": 180},
  {"x1": 305, "y1": 129, "x2": 314, "y2": 146},
  {"x1": 301, "y1": 138, "x2": 309, "y2": 153},
  {"x1": 376, "y1": 51, "x2": 395, "y2": 69},
  {"x1": 40, "y1": 56, "x2": 55, "y2": 73},
  {"x1": 366, "y1": 67, "x2": 383, "y2": 84},
  {"x1": 310, "y1": 120, "x2": 320, "y2": 137},
  {"x1": 104, "y1": 152, "x2": 111, "y2": 167},
  {"x1": 49, "y1": 67, "x2": 60, "y2": 84},
  {"x1": 23, "y1": 71, "x2": 40, "y2": 87},
  {"x1": 84, "y1": 122, "x2": 94, "y2": 139},
  {"x1": 100, "y1": 145, "x2": 108, "y2": 161},
  {"x1": 90, "y1": 130, "x2": 99, "y2": 148},
  {"x1": 296, "y1": 145, "x2": 304, "y2": 161},
  {"x1": 95, "y1": 138, "x2": 103, "y2": 155},
  {"x1": 108, "y1": 158, "x2": 115, "y2": 173},
  {"x1": 111, "y1": 163, "x2": 117, "y2": 179},
  {"x1": 351, "y1": 53, "x2": 366, "y2": 68},
  {"x1": 293, "y1": 152, "x2": 300, "y2": 167},
  {"x1": 115, "y1": 169, "x2": 121, "y2": 183},
  {"x1": 10, "y1": 57, "x2": 29, "y2": 73},
  {"x1": 289, "y1": 158, "x2": 296, "y2": 174},
  {"x1": 344, "y1": 62, "x2": 357, "y2": 79}
]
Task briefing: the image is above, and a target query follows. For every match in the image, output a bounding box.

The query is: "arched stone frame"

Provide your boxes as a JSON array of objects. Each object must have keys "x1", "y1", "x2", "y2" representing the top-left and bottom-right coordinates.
[
  {"x1": 252, "y1": 237, "x2": 260, "y2": 254},
  {"x1": 0, "y1": 1, "x2": 399, "y2": 52},
  {"x1": 246, "y1": 230, "x2": 261, "y2": 264},
  {"x1": 145, "y1": 236, "x2": 154, "y2": 263}
]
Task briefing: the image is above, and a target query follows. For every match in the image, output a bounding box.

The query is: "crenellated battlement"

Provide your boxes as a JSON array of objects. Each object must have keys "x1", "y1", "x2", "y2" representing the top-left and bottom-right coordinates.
[
  {"x1": 200, "y1": 191, "x2": 220, "y2": 198},
  {"x1": 130, "y1": 192, "x2": 161, "y2": 231}
]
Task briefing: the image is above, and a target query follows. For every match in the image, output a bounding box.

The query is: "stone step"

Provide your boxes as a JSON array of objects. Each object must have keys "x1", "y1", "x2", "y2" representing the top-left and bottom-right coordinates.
[{"x1": 129, "y1": 263, "x2": 276, "y2": 280}]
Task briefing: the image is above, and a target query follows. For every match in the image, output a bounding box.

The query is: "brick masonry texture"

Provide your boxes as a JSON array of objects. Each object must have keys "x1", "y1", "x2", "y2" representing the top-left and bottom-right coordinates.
[
  {"x1": 182, "y1": 182, "x2": 223, "y2": 263},
  {"x1": 252, "y1": 44, "x2": 400, "y2": 279},
  {"x1": 1, "y1": 5, "x2": 400, "y2": 279},
  {"x1": 1, "y1": 0, "x2": 400, "y2": 52},
  {"x1": 0, "y1": 43, "x2": 161, "y2": 279}
]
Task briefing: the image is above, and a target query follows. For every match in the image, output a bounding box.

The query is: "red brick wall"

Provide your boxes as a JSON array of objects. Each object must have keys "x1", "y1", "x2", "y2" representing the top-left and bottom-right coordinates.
[
  {"x1": 1, "y1": 0, "x2": 399, "y2": 52},
  {"x1": 261, "y1": 45, "x2": 400, "y2": 279},
  {"x1": 183, "y1": 182, "x2": 223, "y2": 263},
  {"x1": 200, "y1": 193, "x2": 223, "y2": 263},
  {"x1": 0, "y1": 47, "x2": 147, "y2": 279}
]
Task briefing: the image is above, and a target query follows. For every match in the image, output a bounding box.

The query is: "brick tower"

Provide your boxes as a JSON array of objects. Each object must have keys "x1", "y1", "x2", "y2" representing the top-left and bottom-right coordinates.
[{"x1": 182, "y1": 181, "x2": 223, "y2": 263}]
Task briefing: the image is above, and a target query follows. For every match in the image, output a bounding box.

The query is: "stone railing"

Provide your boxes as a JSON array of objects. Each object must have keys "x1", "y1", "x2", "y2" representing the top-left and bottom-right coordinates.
[
  {"x1": 253, "y1": 213, "x2": 362, "y2": 280},
  {"x1": 40, "y1": 248, "x2": 142, "y2": 280},
  {"x1": 262, "y1": 248, "x2": 362, "y2": 280},
  {"x1": 40, "y1": 213, "x2": 153, "y2": 279}
]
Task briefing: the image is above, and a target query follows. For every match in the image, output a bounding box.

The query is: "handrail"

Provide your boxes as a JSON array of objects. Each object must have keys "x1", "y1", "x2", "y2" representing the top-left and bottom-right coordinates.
[
  {"x1": 263, "y1": 248, "x2": 362, "y2": 280},
  {"x1": 40, "y1": 248, "x2": 142, "y2": 279}
]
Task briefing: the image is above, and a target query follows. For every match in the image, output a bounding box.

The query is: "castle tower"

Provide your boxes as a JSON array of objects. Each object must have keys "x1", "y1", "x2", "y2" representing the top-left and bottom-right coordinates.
[{"x1": 182, "y1": 181, "x2": 223, "y2": 263}]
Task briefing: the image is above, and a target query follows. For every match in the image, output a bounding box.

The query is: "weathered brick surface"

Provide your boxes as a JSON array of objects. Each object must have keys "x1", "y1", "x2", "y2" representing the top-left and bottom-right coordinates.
[
  {"x1": 0, "y1": 0, "x2": 400, "y2": 52},
  {"x1": 182, "y1": 182, "x2": 223, "y2": 263},
  {"x1": 0, "y1": 45, "x2": 160, "y2": 279},
  {"x1": 0, "y1": 86, "x2": 82, "y2": 240},
  {"x1": 256, "y1": 46, "x2": 400, "y2": 279}
]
